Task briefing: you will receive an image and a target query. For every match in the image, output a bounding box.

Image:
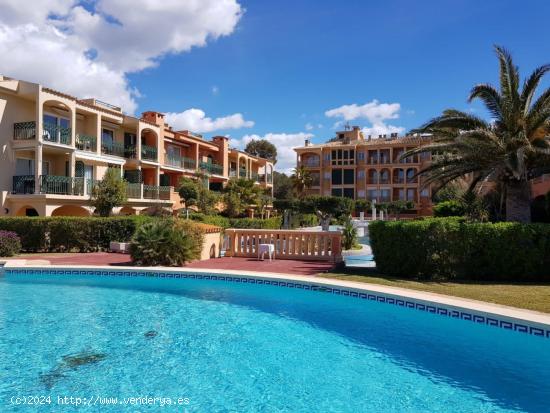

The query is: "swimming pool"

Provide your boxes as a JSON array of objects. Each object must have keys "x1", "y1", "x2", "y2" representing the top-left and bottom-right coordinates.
[{"x1": 1, "y1": 268, "x2": 549, "y2": 412}]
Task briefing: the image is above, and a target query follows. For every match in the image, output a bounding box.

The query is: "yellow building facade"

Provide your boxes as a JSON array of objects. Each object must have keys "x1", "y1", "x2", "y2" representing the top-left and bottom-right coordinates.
[
  {"x1": 294, "y1": 126, "x2": 433, "y2": 216},
  {"x1": 0, "y1": 76, "x2": 273, "y2": 217}
]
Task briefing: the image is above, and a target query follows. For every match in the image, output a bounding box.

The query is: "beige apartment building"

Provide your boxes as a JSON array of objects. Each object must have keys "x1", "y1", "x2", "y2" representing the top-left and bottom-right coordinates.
[
  {"x1": 0, "y1": 76, "x2": 273, "y2": 217},
  {"x1": 294, "y1": 126, "x2": 433, "y2": 216}
]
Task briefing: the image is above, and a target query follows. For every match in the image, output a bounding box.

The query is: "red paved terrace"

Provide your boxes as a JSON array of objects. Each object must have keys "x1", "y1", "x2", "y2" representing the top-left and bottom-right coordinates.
[{"x1": 16, "y1": 253, "x2": 336, "y2": 276}]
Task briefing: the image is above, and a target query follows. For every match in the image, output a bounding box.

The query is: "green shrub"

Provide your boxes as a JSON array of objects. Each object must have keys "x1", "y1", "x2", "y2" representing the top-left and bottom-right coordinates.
[
  {"x1": 341, "y1": 216, "x2": 357, "y2": 250},
  {"x1": 0, "y1": 230, "x2": 22, "y2": 257},
  {"x1": 130, "y1": 219, "x2": 196, "y2": 266},
  {"x1": 369, "y1": 217, "x2": 550, "y2": 281},
  {"x1": 188, "y1": 213, "x2": 281, "y2": 229},
  {"x1": 175, "y1": 220, "x2": 206, "y2": 260},
  {"x1": 0, "y1": 216, "x2": 148, "y2": 252},
  {"x1": 433, "y1": 200, "x2": 466, "y2": 217}
]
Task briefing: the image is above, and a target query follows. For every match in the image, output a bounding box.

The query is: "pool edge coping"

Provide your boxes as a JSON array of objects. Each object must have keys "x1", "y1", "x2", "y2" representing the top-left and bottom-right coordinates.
[{"x1": 3, "y1": 261, "x2": 550, "y2": 332}]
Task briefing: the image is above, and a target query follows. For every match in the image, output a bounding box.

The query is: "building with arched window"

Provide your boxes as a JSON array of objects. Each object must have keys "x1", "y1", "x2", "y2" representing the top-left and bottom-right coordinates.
[
  {"x1": 294, "y1": 126, "x2": 434, "y2": 216},
  {"x1": 0, "y1": 76, "x2": 273, "y2": 216}
]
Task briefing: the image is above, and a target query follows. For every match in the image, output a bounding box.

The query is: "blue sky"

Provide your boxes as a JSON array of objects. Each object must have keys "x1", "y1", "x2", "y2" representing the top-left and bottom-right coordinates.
[{"x1": 1, "y1": 0, "x2": 549, "y2": 171}]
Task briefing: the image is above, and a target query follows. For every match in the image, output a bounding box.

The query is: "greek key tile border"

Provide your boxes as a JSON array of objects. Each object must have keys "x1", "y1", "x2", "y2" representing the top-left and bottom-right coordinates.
[{"x1": 5, "y1": 268, "x2": 549, "y2": 339}]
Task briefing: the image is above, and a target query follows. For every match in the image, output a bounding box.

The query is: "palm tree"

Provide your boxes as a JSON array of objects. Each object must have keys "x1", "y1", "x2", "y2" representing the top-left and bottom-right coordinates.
[
  {"x1": 291, "y1": 165, "x2": 313, "y2": 198},
  {"x1": 404, "y1": 46, "x2": 550, "y2": 222}
]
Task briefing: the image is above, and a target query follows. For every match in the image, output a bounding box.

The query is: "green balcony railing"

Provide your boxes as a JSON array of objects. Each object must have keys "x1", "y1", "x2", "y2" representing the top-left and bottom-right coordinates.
[
  {"x1": 166, "y1": 154, "x2": 196, "y2": 170},
  {"x1": 43, "y1": 123, "x2": 71, "y2": 145},
  {"x1": 101, "y1": 141, "x2": 126, "y2": 157},
  {"x1": 251, "y1": 172, "x2": 260, "y2": 182},
  {"x1": 199, "y1": 161, "x2": 223, "y2": 175},
  {"x1": 239, "y1": 168, "x2": 247, "y2": 178},
  {"x1": 143, "y1": 185, "x2": 171, "y2": 200},
  {"x1": 266, "y1": 173, "x2": 273, "y2": 183},
  {"x1": 229, "y1": 169, "x2": 237, "y2": 178},
  {"x1": 86, "y1": 179, "x2": 101, "y2": 195},
  {"x1": 141, "y1": 145, "x2": 157, "y2": 161},
  {"x1": 76, "y1": 134, "x2": 97, "y2": 152},
  {"x1": 40, "y1": 175, "x2": 85, "y2": 195},
  {"x1": 14, "y1": 122, "x2": 36, "y2": 140},
  {"x1": 12, "y1": 175, "x2": 35, "y2": 194},
  {"x1": 126, "y1": 182, "x2": 142, "y2": 198}
]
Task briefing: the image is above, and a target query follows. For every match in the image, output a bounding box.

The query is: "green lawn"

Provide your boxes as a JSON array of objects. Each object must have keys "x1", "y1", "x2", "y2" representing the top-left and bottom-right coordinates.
[{"x1": 320, "y1": 269, "x2": 550, "y2": 313}]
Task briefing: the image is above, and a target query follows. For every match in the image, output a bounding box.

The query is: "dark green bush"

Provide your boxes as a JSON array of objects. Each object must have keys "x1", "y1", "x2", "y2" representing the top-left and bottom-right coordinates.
[
  {"x1": 130, "y1": 219, "x2": 196, "y2": 266},
  {"x1": 0, "y1": 230, "x2": 22, "y2": 257},
  {"x1": 369, "y1": 218, "x2": 550, "y2": 281},
  {"x1": 0, "y1": 216, "x2": 148, "y2": 252},
  {"x1": 433, "y1": 200, "x2": 466, "y2": 217},
  {"x1": 189, "y1": 213, "x2": 281, "y2": 229}
]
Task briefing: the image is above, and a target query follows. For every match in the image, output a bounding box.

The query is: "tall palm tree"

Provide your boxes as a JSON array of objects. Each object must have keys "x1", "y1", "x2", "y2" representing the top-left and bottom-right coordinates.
[
  {"x1": 291, "y1": 165, "x2": 313, "y2": 198},
  {"x1": 404, "y1": 46, "x2": 550, "y2": 222}
]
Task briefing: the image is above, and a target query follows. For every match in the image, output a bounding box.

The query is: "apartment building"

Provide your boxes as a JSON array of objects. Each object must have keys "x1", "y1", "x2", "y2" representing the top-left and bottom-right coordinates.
[
  {"x1": 294, "y1": 126, "x2": 433, "y2": 216},
  {"x1": 0, "y1": 76, "x2": 273, "y2": 217}
]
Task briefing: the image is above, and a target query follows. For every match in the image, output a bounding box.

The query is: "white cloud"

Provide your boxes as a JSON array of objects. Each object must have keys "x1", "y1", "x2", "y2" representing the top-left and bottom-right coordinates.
[
  {"x1": 230, "y1": 132, "x2": 313, "y2": 174},
  {"x1": 325, "y1": 100, "x2": 401, "y2": 122},
  {"x1": 165, "y1": 108, "x2": 254, "y2": 133},
  {"x1": 211, "y1": 85, "x2": 219, "y2": 95},
  {"x1": 326, "y1": 99, "x2": 405, "y2": 138},
  {"x1": 0, "y1": 0, "x2": 243, "y2": 113},
  {"x1": 305, "y1": 122, "x2": 314, "y2": 131}
]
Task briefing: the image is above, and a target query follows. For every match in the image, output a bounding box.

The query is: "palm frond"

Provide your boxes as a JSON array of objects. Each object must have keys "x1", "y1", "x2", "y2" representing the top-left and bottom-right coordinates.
[
  {"x1": 468, "y1": 83, "x2": 503, "y2": 120},
  {"x1": 521, "y1": 64, "x2": 550, "y2": 114}
]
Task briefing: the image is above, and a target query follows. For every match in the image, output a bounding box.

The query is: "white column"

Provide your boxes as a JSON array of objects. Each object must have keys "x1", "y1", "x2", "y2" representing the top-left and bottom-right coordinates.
[
  {"x1": 70, "y1": 107, "x2": 76, "y2": 147},
  {"x1": 69, "y1": 151, "x2": 76, "y2": 177},
  {"x1": 137, "y1": 126, "x2": 142, "y2": 160},
  {"x1": 96, "y1": 114, "x2": 102, "y2": 155},
  {"x1": 34, "y1": 145, "x2": 42, "y2": 193}
]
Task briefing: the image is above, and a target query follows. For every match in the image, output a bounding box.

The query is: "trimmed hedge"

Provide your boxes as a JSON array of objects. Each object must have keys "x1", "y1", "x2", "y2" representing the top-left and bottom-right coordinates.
[
  {"x1": 189, "y1": 213, "x2": 282, "y2": 229},
  {"x1": 0, "y1": 216, "x2": 151, "y2": 252},
  {"x1": 369, "y1": 218, "x2": 550, "y2": 281},
  {"x1": 433, "y1": 200, "x2": 466, "y2": 217}
]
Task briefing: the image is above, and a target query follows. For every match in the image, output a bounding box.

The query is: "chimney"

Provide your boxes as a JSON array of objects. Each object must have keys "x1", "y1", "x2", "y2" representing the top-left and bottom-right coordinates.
[{"x1": 304, "y1": 139, "x2": 310, "y2": 147}]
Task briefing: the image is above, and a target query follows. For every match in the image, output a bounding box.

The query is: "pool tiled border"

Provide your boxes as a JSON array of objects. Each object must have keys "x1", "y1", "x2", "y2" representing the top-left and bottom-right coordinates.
[{"x1": 4, "y1": 264, "x2": 550, "y2": 339}]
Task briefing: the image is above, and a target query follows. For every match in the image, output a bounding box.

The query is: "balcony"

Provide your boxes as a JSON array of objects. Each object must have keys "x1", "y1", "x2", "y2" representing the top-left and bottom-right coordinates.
[
  {"x1": 43, "y1": 123, "x2": 71, "y2": 145},
  {"x1": 141, "y1": 144, "x2": 158, "y2": 161},
  {"x1": 101, "y1": 141, "x2": 126, "y2": 157},
  {"x1": 14, "y1": 122, "x2": 36, "y2": 140},
  {"x1": 12, "y1": 175, "x2": 35, "y2": 194},
  {"x1": 199, "y1": 161, "x2": 223, "y2": 175},
  {"x1": 76, "y1": 134, "x2": 97, "y2": 152},
  {"x1": 166, "y1": 154, "x2": 196, "y2": 170},
  {"x1": 229, "y1": 169, "x2": 237, "y2": 178},
  {"x1": 40, "y1": 175, "x2": 84, "y2": 195},
  {"x1": 144, "y1": 185, "x2": 171, "y2": 200},
  {"x1": 301, "y1": 159, "x2": 320, "y2": 168},
  {"x1": 239, "y1": 168, "x2": 247, "y2": 178}
]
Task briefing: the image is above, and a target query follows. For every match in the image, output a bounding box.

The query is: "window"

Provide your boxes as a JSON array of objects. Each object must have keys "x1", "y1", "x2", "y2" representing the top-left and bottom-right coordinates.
[
  {"x1": 16, "y1": 158, "x2": 49, "y2": 175},
  {"x1": 102, "y1": 128, "x2": 114, "y2": 145},
  {"x1": 357, "y1": 170, "x2": 365, "y2": 179},
  {"x1": 331, "y1": 169, "x2": 342, "y2": 185},
  {"x1": 332, "y1": 149, "x2": 355, "y2": 165},
  {"x1": 324, "y1": 153, "x2": 330, "y2": 161},
  {"x1": 343, "y1": 188, "x2": 354, "y2": 199},
  {"x1": 407, "y1": 188, "x2": 416, "y2": 201},
  {"x1": 357, "y1": 189, "x2": 365, "y2": 198},
  {"x1": 331, "y1": 188, "x2": 343, "y2": 197},
  {"x1": 357, "y1": 151, "x2": 365, "y2": 161},
  {"x1": 324, "y1": 171, "x2": 331, "y2": 180},
  {"x1": 380, "y1": 189, "x2": 391, "y2": 202},
  {"x1": 420, "y1": 188, "x2": 430, "y2": 198},
  {"x1": 343, "y1": 169, "x2": 354, "y2": 185},
  {"x1": 367, "y1": 189, "x2": 378, "y2": 201}
]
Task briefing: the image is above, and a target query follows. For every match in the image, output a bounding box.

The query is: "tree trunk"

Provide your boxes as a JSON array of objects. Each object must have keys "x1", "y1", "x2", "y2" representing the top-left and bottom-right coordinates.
[{"x1": 505, "y1": 180, "x2": 531, "y2": 223}]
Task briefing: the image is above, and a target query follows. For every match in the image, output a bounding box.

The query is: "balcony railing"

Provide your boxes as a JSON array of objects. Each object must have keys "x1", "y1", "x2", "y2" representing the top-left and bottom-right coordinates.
[
  {"x1": 76, "y1": 134, "x2": 97, "y2": 152},
  {"x1": 166, "y1": 154, "x2": 196, "y2": 170},
  {"x1": 143, "y1": 185, "x2": 171, "y2": 200},
  {"x1": 40, "y1": 175, "x2": 84, "y2": 195},
  {"x1": 251, "y1": 172, "x2": 260, "y2": 182},
  {"x1": 229, "y1": 169, "x2": 237, "y2": 178},
  {"x1": 14, "y1": 122, "x2": 36, "y2": 140},
  {"x1": 266, "y1": 173, "x2": 273, "y2": 183},
  {"x1": 239, "y1": 168, "x2": 247, "y2": 178},
  {"x1": 141, "y1": 145, "x2": 157, "y2": 161},
  {"x1": 199, "y1": 161, "x2": 223, "y2": 175},
  {"x1": 126, "y1": 182, "x2": 142, "y2": 198},
  {"x1": 101, "y1": 141, "x2": 126, "y2": 157},
  {"x1": 301, "y1": 159, "x2": 320, "y2": 167},
  {"x1": 12, "y1": 175, "x2": 35, "y2": 194},
  {"x1": 43, "y1": 123, "x2": 71, "y2": 145}
]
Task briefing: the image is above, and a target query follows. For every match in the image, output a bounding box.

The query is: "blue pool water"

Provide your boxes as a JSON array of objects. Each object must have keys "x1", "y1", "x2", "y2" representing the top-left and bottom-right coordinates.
[{"x1": 1, "y1": 272, "x2": 549, "y2": 412}]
